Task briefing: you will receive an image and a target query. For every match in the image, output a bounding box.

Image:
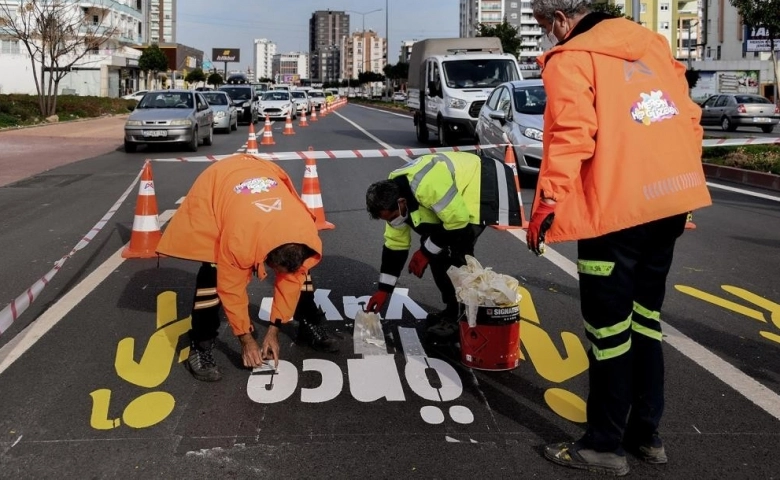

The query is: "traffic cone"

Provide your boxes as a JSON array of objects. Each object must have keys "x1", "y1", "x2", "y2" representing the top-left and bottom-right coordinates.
[
  {"x1": 122, "y1": 161, "x2": 162, "y2": 259},
  {"x1": 491, "y1": 145, "x2": 530, "y2": 230},
  {"x1": 245, "y1": 122, "x2": 258, "y2": 154},
  {"x1": 685, "y1": 211, "x2": 697, "y2": 229},
  {"x1": 260, "y1": 115, "x2": 275, "y2": 145},
  {"x1": 310, "y1": 106, "x2": 318, "y2": 122},
  {"x1": 301, "y1": 155, "x2": 335, "y2": 230},
  {"x1": 299, "y1": 108, "x2": 309, "y2": 127},
  {"x1": 321, "y1": 102, "x2": 328, "y2": 117},
  {"x1": 283, "y1": 111, "x2": 296, "y2": 135}
]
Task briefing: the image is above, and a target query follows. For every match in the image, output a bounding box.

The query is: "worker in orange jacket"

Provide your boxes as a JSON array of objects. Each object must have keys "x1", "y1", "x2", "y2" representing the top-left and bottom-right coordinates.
[
  {"x1": 157, "y1": 154, "x2": 337, "y2": 382},
  {"x1": 527, "y1": 1, "x2": 712, "y2": 475}
]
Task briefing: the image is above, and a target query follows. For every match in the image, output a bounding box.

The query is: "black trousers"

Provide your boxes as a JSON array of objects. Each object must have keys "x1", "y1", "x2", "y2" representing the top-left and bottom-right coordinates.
[
  {"x1": 189, "y1": 262, "x2": 318, "y2": 344},
  {"x1": 577, "y1": 214, "x2": 686, "y2": 452},
  {"x1": 425, "y1": 224, "x2": 486, "y2": 309}
]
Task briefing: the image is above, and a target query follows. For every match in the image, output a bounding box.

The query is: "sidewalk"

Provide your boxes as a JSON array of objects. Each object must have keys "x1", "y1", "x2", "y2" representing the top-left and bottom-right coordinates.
[{"x1": 0, "y1": 115, "x2": 128, "y2": 187}]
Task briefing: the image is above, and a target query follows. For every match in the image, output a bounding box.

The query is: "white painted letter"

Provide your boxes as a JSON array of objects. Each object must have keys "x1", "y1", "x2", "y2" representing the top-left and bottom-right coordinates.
[
  {"x1": 246, "y1": 361, "x2": 298, "y2": 404},
  {"x1": 348, "y1": 356, "x2": 406, "y2": 402},
  {"x1": 301, "y1": 359, "x2": 343, "y2": 403},
  {"x1": 386, "y1": 288, "x2": 428, "y2": 320},
  {"x1": 405, "y1": 356, "x2": 463, "y2": 402},
  {"x1": 313, "y1": 289, "x2": 344, "y2": 321}
]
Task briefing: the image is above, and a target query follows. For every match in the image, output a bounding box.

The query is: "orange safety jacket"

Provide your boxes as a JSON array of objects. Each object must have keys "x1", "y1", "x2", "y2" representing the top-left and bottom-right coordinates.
[
  {"x1": 157, "y1": 154, "x2": 322, "y2": 336},
  {"x1": 535, "y1": 14, "x2": 712, "y2": 243}
]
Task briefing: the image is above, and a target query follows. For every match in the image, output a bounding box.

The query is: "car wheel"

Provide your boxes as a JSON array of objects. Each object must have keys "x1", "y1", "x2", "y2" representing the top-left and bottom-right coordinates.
[
  {"x1": 761, "y1": 125, "x2": 775, "y2": 134},
  {"x1": 438, "y1": 121, "x2": 451, "y2": 147},
  {"x1": 188, "y1": 127, "x2": 199, "y2": 152},
  {"x1": 416, "y1": 116, "x2": 429, "y2": 143},
  {"x1": 231, "y1": 117, "x2": 238, "y2": 131},
  {"x1": 721, "y1": 116, "x2": 736, "y2": 132},
  {"x1": 124, "y1": 140, "x2": 137, "y2": 153},
  {"x1": 204, "y1": 125, "x2": 213, "y2": 146}
]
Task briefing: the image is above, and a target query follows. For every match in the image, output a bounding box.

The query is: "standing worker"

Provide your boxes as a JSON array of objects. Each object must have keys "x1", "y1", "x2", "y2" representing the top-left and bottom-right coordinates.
[
  {"x1": 157, "y1": 154, "x2": 337, "y2": 382},
  {"x1": 364, "y1": 151, "x2": 520, "y2": 337},
  {"x1": 527, "y1": 1, "x2": 712, "y2": 475}
]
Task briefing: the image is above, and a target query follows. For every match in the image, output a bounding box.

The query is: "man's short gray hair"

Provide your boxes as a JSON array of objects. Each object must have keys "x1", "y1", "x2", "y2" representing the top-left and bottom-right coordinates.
[{"x1": 530, "y1": 0, "x2": 592, "y2": 22}]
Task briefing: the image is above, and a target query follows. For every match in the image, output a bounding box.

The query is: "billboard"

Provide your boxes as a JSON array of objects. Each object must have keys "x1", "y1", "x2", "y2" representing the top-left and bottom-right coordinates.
[
  {"x1": 212, "y1": 48, "x2": 240, "y2": 62},
  {"x1": 745, "y1": 26, "x2": 780, "y2": 52},
  {"x1": 282, "y1": 74, "x2": 300, "y2": 84}
]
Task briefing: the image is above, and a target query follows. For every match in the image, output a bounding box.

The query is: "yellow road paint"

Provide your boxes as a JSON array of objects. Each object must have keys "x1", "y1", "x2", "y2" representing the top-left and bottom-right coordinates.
[
  {"x1": 544, "y1": 388, "x2": 587, "y2": 423},
  {"x1": 522, "y1": 322, "x2": 589, "y2": 383},
  {"x1": 178, "y1": 347, "x2": 190, "y2": 363},
  {"x1": 122, "y1": 391, "x2": 176, "y2": 429},
  {"x1": 518, "y1": 286, "x2": 540, "y2": 325},
  {"x1": 760, "y1": 331, "x2": 780, "y2": 345},
  {"x1": 721, "y1": 286, "x2": 780, "y2": 329},
  {"x1": 89, "y1": 389, "x2": 121, "y2": 430},
  {"x1": 675, "y1": 285, "x2": 766, "y2": 322}
]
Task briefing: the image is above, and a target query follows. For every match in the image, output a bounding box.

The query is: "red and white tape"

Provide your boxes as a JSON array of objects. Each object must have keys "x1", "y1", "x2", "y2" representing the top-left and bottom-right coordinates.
[{"x1": 151, "y1": 137, "x2": 780, "y2": 163}]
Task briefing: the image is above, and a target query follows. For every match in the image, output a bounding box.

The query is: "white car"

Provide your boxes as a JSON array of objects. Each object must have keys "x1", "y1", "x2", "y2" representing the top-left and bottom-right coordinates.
[
  {"x1": 258, "y1": 91, "x2": 296, "y2": 120},
  {"x1": 392, "y1": 92, "x2": 407, "y2": 102},
  {"x1": 290, "y1": 90, "x2": 311, "y2": 113},
  {"x1": 122, "y1": 90, "x2": 148, "y2": 102}
]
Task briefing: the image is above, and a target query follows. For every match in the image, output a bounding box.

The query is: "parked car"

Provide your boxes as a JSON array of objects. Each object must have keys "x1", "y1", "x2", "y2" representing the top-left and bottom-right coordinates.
[
  {"x1": 124, "y1": 90, "x2": 214, "y2": 153},
  {"x1": 392, "y1": 92, "x2": 407, "y2": 102},
  {"x1": 122, "y1": 90, "x2": 148, "y2": 102},
  {"x1": 308, "y1": 90, "x2": 327, "y2": 110},
  {"x1": 290, "y1": 90, "x2": 311, "y2": 114},
  {"x1": 258, "y1": 90, "x2": 296, "y2": 120},
  {"x1": 201, "y1": 90, "x2": 238, "y2": 133},
  {"x1": 699, "y1": 93, "x2": 779, "y2": 133},
  {"x1": 219, "y1": 85, "x2": 259, "y2": 124},
  {"x1": 475, "y1": 79, "x2": 545, "y2": 174}
]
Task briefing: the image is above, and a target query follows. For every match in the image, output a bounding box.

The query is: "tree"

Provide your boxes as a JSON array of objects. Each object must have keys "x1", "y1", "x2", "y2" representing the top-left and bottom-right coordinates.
[
  {"x1": 138, "y1": 44, "x2": 169, "y2": 90},
  {"x1": 184, "y1": 68, "x2": 206, "y2": 86},
  {"x1": 207, "y1": 72, "x2": 223, "y2": 88},
  {"x1": 684, "y1": 69, "x2": 701, "y2": 89},
  {"x1": 0, "y1": 0, "x2": 119, "y2": 117},
  {"x1": 258, "y1": 77, "x2": 273, "y2": 83},
  {"x1": 476, "y1": 18, "x2": 521, "y2": 58},
  {"x1": 591, "y1": 1, "x2": 633, "y2": 19},
  {"x1": 729, "y1": 0, "x2": 780, "y2": 105}
]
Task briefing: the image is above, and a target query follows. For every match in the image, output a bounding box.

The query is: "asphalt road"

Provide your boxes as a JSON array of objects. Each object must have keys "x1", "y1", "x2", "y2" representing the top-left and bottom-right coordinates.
[{"x1": 0, "y1": 104, "x2": 779, "y2": 478}]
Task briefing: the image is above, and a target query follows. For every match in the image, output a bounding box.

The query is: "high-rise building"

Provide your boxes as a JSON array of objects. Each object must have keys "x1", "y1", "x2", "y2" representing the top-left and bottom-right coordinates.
[
  {"x1": 399, "y1": 40, "x2": 416, "y2": 63},
  {"x1": 272, "y1": 52, "x2": 310, "y2": 83},
  {"x1": 309, "y1": 10, "x2": 350, "y2": 83},
  {"x1": 341, "y1": 30, "x2": 387, "y2": 79},
  {"x1": 459, "y1": 0, "x2": 544, "y2": 63},
  {"x1": 253, "y1": 39, "x2": 277, "y2": 81},
  {"x1": 143, "y1": 0, "x2": 176, "y2": 44}
]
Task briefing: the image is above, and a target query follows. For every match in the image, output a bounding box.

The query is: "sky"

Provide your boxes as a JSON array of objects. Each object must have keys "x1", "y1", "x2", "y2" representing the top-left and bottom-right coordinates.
[{"x1": 176, "y1": 0, "x2": 460, "y2": 69}]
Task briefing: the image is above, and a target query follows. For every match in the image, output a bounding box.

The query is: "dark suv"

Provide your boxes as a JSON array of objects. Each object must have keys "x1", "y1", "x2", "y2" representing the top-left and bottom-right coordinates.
[{"x1": 219, "y1": 85, "x2": 258, "y2": 124}]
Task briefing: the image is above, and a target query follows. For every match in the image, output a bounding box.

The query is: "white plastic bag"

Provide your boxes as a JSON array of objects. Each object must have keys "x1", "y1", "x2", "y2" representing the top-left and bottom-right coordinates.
[
  {"x1": 354, "y1": 310, "x2": 386, "y2": 355},
  {"x1": 447, "y1": 255, "x2": 521, "y2": 327}
]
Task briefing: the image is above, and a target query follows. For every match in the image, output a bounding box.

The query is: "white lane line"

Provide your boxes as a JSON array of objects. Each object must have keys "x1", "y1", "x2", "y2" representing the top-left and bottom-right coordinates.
[
  {"x1": 0, "y1": 210, "x2": 176, "y2": 376},
  {"x1": 351, "y1": 104, "x2": 414, "y2": 119},
  {"x1": 510, "y1": 227, "x2": 780, "y2": 422},
  {"x1": 333, "y1": 111, "x2": 412, "y2": 163},
  {"x1": 707, "y1": 182, "x2": 780, "y2": 203}
]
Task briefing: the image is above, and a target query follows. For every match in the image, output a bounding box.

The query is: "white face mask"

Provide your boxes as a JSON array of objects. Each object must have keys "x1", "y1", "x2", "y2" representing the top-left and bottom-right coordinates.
[{"x1": 388, "y1": 201, "x2": 408, "y2": 227}]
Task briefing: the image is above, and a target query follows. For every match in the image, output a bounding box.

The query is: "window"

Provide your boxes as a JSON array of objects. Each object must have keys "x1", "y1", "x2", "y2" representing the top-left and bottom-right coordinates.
[
  {"x1": 661, "y1": 22, "x2": 670, "y2": 29},
  {"x1": 497, "y1": 87, "x2": 511, "y2": 114},
  {"x1": 510, "y1": 13, "x2": 518, "y2": 19},
  {"x1": 660, "y1": 2, "x2": 669, "y2": 10},
  {"x1": 640, "y1": 3, "x2": 646, "y2": 13},
  {"x1": 510, "y1": 2, "x2": 518, "y2": 7},
  {"x1": 714, "y1": 96, "x2": 729, "y2": 107},
  {"x1": 92, "y1": 15, "x2": 99, "y2": 25},
  {"x1": 486, "y1": 87, "x2": 502, "y2": 109},
  {"x1": 1, "y1": 39, "x2": 20, "y2": 54},
  {"x1": 702, "y1": 96, "x2": 719, "y2": 107},
  {"x1": 706, "y1": 46, "x2": 711, "y2": 58},
  {"x1": 716, "y1": 45, "x2": 721, "y2": 60}
]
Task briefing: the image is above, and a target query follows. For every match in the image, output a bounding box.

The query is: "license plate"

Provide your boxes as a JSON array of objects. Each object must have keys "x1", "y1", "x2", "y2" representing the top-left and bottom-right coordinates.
[
  {"x1": 753, "y1": 117, "x2": 771, "y2": 123},
  {"x1": 142, "y1": 130, "x2": 168, "y2": 137}
]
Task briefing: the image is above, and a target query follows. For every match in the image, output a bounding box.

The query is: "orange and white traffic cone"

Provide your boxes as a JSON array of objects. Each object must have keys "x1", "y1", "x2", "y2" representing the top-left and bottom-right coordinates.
[
  {"x1": 310, "y1": 106, "x2": 318, "y2": 122},
  {"x1": 122, "y1": 161, "x2": 162, "y2": 259},
  {"x1": 491, "y1": 145, "x2": 530, "y2": 230},
  {"x1": 299, "y1": 108, "x2": 309, "y2": 127},
  {"x1": 685, "y1": 211, "x2": 697, "y2": 229},
  {"x1": 321, "y1": 102, "x2": 329, "y2": 117},
  {"x1": 283, "y1": 111, "x2": 296, "y2": 135},
  {"x1": 260, "y1": 114, "x2": 275, "y2": 145},
  {"x1": 301, "y1": 156, "x2": 335, "y2": 230},
  {"x1": 245, "y1": 122, "x2": 258, "y2": 154}
]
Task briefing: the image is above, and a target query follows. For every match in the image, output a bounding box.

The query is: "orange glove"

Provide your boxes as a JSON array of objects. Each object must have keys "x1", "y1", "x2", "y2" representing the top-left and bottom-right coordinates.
[
  {"x1": 407, "y1": 249, "x2": 430, "y2": 278},
  {"x1": 365, "y1": 291, "x2": 389, "y2": 313}
]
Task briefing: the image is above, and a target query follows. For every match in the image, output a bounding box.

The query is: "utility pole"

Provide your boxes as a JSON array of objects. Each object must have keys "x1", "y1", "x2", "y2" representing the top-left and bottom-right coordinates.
[
  {"x1": 632, "y1": 0, "x2": 641, "y2": 22},
  {"x1": 385, "y1": 0, "x2": 390, "y2": 98}
]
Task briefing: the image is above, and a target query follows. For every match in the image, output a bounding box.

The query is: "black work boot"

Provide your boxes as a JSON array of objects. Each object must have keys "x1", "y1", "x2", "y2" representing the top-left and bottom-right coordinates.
[
  {"x1": 298, "y1": 308, "x2": 339, "y2": 353},
  {"x1": 425, "y1": 303, "x2": 460, "y2": 327},
  {"x1": 186, "y1": 340, "x2": 222, "y2": 382}
]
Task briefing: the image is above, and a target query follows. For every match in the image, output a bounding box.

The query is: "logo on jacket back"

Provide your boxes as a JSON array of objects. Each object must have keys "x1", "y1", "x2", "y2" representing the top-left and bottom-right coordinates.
[
  {"x1": 234, "y1": 177, "x2": 278, "y2": 194},
  {"x1": 630, "y1": 91, "x2": 679, "y2": 126}
]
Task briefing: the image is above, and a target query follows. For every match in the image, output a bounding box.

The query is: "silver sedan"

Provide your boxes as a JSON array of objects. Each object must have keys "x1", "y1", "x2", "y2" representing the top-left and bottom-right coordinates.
[
  {"x1": 700, "y1": 93, "x2": 778, "y2": 133},
  {"x1": 201, "y1": 91, "x2": 238, "y2": 133},
  {"x1": 475, "y1": 79, "x2": 546, "y2": 175}
]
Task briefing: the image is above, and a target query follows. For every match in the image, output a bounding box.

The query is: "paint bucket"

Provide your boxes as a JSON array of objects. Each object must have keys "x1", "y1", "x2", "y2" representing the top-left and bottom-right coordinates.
[{"x1": 458, "y1": 299, "x2": 521, "y2": 371}]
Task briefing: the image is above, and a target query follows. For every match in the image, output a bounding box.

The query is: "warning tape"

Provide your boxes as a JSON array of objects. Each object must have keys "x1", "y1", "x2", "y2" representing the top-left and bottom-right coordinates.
[
  {"x1": 0, "y1": 165, "x2": 145, "y2": 336},
  {"x1": 151, "y1": 137, "x2": 780, "y2": 163}
]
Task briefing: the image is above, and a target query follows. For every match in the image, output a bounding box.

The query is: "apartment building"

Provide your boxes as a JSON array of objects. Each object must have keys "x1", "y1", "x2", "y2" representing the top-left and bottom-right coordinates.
[
  {"x1": 341, "y1": 30, "x2": 387, "y2": 80},
  {"x1": 309, "y1": 10, "x2": 350, "y2": 83},
  {"x1": 399, "y1": 40, "x2": 416, "y2": 63},
  {"x1": 0, "y1": 0, "x2": 146, "y2": 96},
  {"x1": 143, "y1": 0, "x2": 176, "y2": 44},
  {"x1": 272, "y1": 52, "x2": 309, "y2": 83},
  {"x1": 253, "y1": 39, "x2": 277, "y2": 81},
  {"x1": 459, "y1": 0, "x2": 544, "y2": 63}
]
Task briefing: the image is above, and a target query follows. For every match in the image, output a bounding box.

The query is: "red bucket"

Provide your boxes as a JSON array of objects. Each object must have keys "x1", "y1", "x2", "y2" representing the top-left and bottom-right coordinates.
[{"x1": 459, "y1": 302, "x2": 521, "y2": 371}]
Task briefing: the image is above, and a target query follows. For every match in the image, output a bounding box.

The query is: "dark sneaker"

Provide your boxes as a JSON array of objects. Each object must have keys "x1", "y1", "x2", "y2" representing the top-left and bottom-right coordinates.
[
  {"x1": 298, "y1": 309, "x2": 339, "y2": 353},
  {"x1": 625, "y1": 435, "x2": 668, "y2": 464},
  {"x1": 186, "y1": 340, "x2": 222, "y2": 382},
  {"x1": 544, "y1": 441, "x2": 630, "y2": 477}
]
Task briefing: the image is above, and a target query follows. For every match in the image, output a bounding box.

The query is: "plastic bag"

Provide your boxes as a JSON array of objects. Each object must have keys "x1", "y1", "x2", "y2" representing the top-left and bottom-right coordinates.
[
  {"x1": 354, "y1": 310, "x2": 386, "y2": 355},
  {"x1": 447, "y1": 255, "x2": 521, "y2": 327}
]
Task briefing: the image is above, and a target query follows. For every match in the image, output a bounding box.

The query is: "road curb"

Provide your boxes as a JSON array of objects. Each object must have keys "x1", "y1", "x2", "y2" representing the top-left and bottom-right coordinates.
[
  {"x1": 704, "y1": 163, "x2": 780, "y2": 191},
  {"x1": 0, "y1": 113, "x2": 130, "y2": 133}
]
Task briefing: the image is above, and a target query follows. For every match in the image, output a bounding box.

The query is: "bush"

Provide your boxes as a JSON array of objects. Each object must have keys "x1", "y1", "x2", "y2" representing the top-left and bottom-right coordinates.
[
  {"x1": 703, "y1": 145, "x2": 780, "y2": 175},
  {"x1": 0, "y1": 94, "x2": 135, "y2": 128}
]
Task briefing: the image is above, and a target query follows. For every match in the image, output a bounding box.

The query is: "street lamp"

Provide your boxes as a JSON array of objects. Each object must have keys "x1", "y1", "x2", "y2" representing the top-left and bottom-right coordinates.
[{"x1": 347, "y1": 8, "x2": 382, "y2": 32}]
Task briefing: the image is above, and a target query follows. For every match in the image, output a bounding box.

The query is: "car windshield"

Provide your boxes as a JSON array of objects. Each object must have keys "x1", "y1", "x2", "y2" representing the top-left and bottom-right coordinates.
[
  {"x1": 308, "y1": 91, "x2": 324, "y2": 98},
  {"x1": 202, "y1": 93, "x2": 228, "y2": 106},
  {"x1": 220, "y1": 87, "x2": 252, "y2": 101},
  {"x1": 137, "y1": 92, "x2": 193, "y2": 109},
  {"x1": 735, "y1": 95, "x2": 771, "y2": 104},
  {"x1": 262, "y1": 91, "x2": 290, "y2": 101},
  {"x1": 291, "y1": 91, "x2": 306, "y2": 99},
  {"x1": 513, "y1": 86, "x2": 547, "y2": 115},
  {"x1": 443, "y1": 59, "x2": 520, "y2": 88}
]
